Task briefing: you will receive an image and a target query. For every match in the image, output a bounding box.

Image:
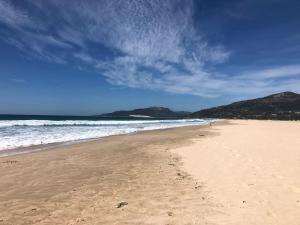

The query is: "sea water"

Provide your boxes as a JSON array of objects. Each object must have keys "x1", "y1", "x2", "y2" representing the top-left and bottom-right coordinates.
[{"x1": 0, "y1": 118, "x2": 212, "y2": 156}]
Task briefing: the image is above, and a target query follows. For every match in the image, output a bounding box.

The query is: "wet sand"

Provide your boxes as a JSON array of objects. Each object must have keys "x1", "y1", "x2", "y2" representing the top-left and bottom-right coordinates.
[
  {"x1": 0, "y1": 124, "x2": 218, "y2": 225},
  {"x1": 0, "y1": 120, "x2": 299, "y2": 225}
]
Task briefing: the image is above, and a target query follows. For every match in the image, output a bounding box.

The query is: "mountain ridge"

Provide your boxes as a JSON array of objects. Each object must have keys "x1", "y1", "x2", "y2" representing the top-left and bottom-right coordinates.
[
  {"x1": 99, "y1": 107, "x2": 190, "y2": 118},
  {"x1": 191, "y1": 91, "x2": 300, "y2": 120}
]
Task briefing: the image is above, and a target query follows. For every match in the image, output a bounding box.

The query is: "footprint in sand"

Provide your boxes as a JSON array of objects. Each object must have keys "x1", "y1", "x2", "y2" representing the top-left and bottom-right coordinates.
[{"x1": 266, "y1": 210, "x2": 276, "y2": 218}]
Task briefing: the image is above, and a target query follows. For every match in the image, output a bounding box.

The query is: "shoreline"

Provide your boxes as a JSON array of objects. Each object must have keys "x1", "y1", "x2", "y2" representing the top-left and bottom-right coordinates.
[
  {"x1": 0, "y1": 122, "x2": 218, "y2": 225},
  {"x1": 0, "y1": 137, "x2": 103, "y2": 158},
  {"x1": 0, "y1": 121, "x2": 217, "y2": 158}
]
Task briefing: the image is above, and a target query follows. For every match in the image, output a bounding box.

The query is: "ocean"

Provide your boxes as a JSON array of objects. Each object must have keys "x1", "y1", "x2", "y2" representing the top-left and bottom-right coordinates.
[{"x1": 0, "y1": 115, "x2": 212, "y2": 156}]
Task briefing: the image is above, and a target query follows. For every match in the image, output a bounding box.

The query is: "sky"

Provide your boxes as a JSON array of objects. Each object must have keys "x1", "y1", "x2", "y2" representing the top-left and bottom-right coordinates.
[{"x1": 0, "y1": 0, "x2": 300, "y2": 115}]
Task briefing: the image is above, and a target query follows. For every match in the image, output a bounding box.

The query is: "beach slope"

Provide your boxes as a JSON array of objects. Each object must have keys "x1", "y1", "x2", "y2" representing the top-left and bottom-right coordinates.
[
  {"x1": 0, "y1": 120, "x2": 299, "y2": 224},
  {"x1": 0, "y1": 125, "x2": 216, "y2": 225}
]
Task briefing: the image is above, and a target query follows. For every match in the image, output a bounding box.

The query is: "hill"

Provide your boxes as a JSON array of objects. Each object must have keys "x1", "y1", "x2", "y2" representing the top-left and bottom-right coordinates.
[
  {"x1": 191, "y1": 92, "x2": 300, "y2": 120},
  {"x1": 100, "y1": 107, "x2": 190, "y2": 118}
]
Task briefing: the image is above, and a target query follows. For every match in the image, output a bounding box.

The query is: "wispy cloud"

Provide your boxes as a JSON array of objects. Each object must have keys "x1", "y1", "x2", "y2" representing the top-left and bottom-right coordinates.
[
  {"x1": 0, "y1": 0, "x2": 299, "y2": 99},
  {"x1": 0, "y1": 0, "x2": 33, "y2": 29},
  {"x1": 239, "y1": 65, "x2": 300, "y2": 80}
]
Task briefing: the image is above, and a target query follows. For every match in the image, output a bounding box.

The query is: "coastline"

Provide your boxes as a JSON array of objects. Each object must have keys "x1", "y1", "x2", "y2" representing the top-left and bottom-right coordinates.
[
  {"x1": 0, "y1": 119, "x2": 213, "y2": 158},
  {"x1": 0, "y1": 123, "x2": 218, "y2": 225},
  {"x1": 0, "y1": 120, "x2": 299, "y2": 224},
  {"x1": 0, "y1": 137, "x2": 104, "y2": 158}
]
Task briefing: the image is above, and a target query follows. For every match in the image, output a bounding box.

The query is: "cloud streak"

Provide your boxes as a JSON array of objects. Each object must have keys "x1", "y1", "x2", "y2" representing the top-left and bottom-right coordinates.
[
  {"x1": 0, "y1": 0, "x2": 32, "y2": 29},
  {"x1": 0, "y1": 0, "x2": 299, "y2": 99}
]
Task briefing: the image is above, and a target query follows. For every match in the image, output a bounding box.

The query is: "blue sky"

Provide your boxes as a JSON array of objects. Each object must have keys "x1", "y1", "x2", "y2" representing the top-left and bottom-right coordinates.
[{"x1": 0, "y1": 0, "x2": 300, "y2": 115}]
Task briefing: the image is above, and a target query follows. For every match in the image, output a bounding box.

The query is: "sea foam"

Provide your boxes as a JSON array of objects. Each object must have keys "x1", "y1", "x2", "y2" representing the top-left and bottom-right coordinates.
[{"x1": 0, "y1": 119, "x2": 212, "y2": 154}]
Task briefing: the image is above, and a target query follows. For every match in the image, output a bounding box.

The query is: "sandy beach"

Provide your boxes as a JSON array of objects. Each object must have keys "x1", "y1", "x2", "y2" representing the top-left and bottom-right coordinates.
[
  {"x1": 174, "y1": 120, "x2": 300, "y2": 225},
  {"x1": 0, "y1": 120, "x2": 300, "y2": 224}
]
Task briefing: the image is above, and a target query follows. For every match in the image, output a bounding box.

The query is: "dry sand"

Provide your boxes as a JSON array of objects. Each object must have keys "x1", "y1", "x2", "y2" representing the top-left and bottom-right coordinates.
[
  {"x1": 0, "y1": 120, "x2": 299, "y2": 225},
  {"x1": 174, "y1": 120, "x2": 300, "y2": 225}
]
